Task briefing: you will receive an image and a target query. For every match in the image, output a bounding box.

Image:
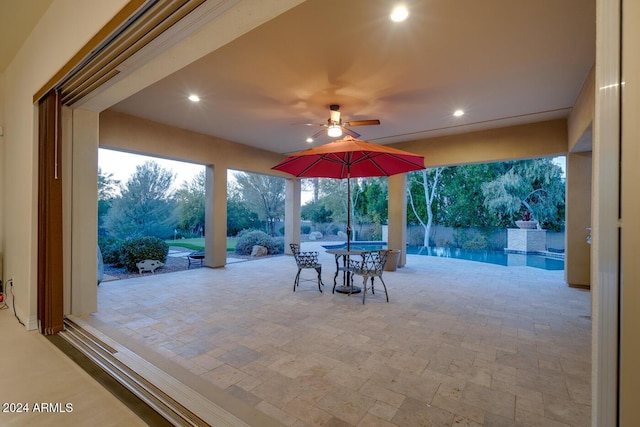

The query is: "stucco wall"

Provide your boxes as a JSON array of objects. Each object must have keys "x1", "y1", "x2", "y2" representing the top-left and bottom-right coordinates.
[
  {"x1": 390, "y1": 119, "x2": 568, "y2": 166},
  {"x1": 568, "y1": 64, "x2": 595, "y2": 152},
  {"x1": 2, "y1": 0, "x2": 129, "y2": 328},
  {"x1": 99, "y1": 109, "x2": 286, "y2": 175},
  {"x1": 565, "y1": 152, "x2": 592, "y2": 287}
]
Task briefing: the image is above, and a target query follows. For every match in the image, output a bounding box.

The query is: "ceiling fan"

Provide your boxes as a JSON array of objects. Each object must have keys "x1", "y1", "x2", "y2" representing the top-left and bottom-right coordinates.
[{"x1": 306, "y1": 104, "x2": 380, "y2": 140}]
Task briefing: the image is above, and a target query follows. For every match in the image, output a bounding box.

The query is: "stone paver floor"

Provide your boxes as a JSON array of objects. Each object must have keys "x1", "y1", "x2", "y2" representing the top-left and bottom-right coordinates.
[{"x1": 83, "y1": 242, "x2": 591, "y2": 427}]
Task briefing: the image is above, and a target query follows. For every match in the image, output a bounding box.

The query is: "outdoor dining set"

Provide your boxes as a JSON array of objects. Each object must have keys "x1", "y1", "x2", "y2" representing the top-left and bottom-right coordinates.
[
  {"x1": 271, "y1": 134, "x2": 425, "y2": 305},
  {"x1": 290, "y1": 243, "x2": 390, "y2": 305}
]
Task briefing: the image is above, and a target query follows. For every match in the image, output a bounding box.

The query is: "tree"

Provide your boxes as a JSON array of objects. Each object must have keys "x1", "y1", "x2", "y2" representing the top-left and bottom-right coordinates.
[
  {"x1": 104, "y1": 161, "x2": 178, "y2": 239},
  {"x1": 354, "y1": 178, "x2": 388, "y2": 239},
  {"x1": 316, "y1": 178, "x2": 367, "y2": 235},
  {"x1": 234, "y1": 172, "x2": 285, "y2": 235},
  {"x1": 355, "y1": 178, "x2": 387, "y2": 221},
  {"x1": 227, "y1": 181, "x2": 261, "y2": 235},
  {"x1": 301, "y1": 202, "x2": 332, "y2": 224},
  {"x1": 481, "y1": 158, "x2": 565, "y2": 229},
  {"x1": 437, "y1": 163, "x2": 508, "y2": 228},
  {"x1": 98, "y1": 167, "x2": 120, "y2": 230},
  {"x1": 407, "y1": 168, "x2": 445, "y2": 247},
  {"x1": 175, "y1": 170, "x2": 205, "y2": 235},
  {"x1": 302, "y1": 178, "x2": 321, "y2": 204},
  {"x1": 318, "y1": 179, "x2": 348, "y2": 225}
]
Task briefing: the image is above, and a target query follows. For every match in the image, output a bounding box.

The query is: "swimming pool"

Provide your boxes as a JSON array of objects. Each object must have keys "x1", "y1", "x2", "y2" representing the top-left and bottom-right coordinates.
[
  {"x1": 406, "y1": 246, "x2": 564, "y2": 271},
  {"x1": 322, "y1": 241, "x2": 387, "y2": 251}
]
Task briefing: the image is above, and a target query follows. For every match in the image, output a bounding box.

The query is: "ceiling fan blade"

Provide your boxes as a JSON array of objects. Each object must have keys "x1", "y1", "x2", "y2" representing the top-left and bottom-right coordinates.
[
  {"x1": 342, "y1": 127, "x2": 360, "y2": 138},
  {"x1": 311, "y1": 128, "x2": 327, "y2": 139},
  {"x1": 344, "y1": 119, "x2": 381, "y2": 127}
]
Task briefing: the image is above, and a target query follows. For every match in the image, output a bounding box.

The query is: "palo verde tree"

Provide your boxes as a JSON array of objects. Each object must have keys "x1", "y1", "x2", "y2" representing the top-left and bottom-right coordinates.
[
  {"x1": 104, "y1": 161, "x2": 179, "y2": 239},
  {"x1": 317, "y1": 178, "x2": 369, "y2": 235},
  {"x1": 234, "y1": 172, "x2": 285, "y2": 236}
]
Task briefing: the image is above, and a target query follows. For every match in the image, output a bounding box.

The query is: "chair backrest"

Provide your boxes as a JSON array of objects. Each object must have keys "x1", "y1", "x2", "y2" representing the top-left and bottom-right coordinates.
[
  {"x1": 290, "y1": 243, "x2": 319, "y2": 267},
  {"x1": 290, "y1": 243, "x2": 300, "y2": 255},
  {"x1": 359, "y1": 250, "x2": 388, "y2": 275}
]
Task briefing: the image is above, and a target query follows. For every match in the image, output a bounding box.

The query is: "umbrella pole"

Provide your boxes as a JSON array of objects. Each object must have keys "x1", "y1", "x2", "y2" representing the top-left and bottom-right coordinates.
[{"x1": 347, "y1": 174, "x2": 351, "y2": 251}]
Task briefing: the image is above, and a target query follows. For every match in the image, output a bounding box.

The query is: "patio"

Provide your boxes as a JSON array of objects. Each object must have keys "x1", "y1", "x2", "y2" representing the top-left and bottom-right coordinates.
[{"x1": 80, "y1": 243, "x2": 591, "y2": 427}]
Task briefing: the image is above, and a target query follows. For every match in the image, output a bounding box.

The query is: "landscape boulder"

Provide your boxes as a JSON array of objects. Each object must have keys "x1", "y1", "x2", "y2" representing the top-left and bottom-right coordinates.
[
  {"x1": 251, "y1": 245, "x2": 268, "y2": 256},
  {"x1": 308, "y1": 231, "x2": 323, "y2": 240}
]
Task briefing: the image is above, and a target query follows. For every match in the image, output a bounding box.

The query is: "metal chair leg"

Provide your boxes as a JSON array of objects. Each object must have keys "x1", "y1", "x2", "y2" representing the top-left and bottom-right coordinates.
[
  {"x1": 379, "y1": 277, "x2": 389, "y2": 302},
  {"x1": 293, "y1": 269, "x2": 301, "y2": 291},
  {"x1": 315, "y1": 267, "x2": 323, "y2": 293},
  {"x1": 362, "y1": 276, "x2": 368, "y2": 304}
]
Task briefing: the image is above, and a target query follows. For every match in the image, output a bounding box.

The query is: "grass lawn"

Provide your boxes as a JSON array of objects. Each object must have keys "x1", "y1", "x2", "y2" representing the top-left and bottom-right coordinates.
[{"x1": 166, "y1": 237, "x2": 237, "y2": 252}]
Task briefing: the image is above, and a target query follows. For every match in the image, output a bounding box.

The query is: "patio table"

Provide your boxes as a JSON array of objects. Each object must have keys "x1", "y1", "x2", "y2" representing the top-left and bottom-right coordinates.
[{"x1": 326, "y1": 249, "x2": 365, "y2": 294}]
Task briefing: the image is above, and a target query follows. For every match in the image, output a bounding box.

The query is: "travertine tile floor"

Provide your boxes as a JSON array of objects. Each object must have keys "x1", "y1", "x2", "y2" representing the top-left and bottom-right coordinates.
[
  {"x1": 84, "y1": 243, "x2": 591, "y2": 427},
  {"x1": 0, "y1": 309, "x2": 148, "y2": 426}
]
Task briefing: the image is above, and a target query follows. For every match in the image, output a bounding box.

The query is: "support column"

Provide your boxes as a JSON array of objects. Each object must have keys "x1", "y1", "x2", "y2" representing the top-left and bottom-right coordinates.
[
  {"x1": 565, "y1": 152, "x2": 592, "y2": 287},
  {"x1": 388, "y1": 174, "x2": 407, "y2": 267},
  {"x1": 205, "y1": 165, "x2": 227, "y2": 267},
  {"x1": 592, "y1": 0, "x2": 621, "y2": 424},
  {"x1": 285, "y1": 178, "x2": 301, "y2": 254},
  {"x1": 620, "y1": 0, "x2": 640, "y2": 423}
]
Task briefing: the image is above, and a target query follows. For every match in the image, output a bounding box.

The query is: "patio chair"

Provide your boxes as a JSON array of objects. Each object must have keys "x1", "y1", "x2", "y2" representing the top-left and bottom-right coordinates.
[
  {"x1": 349, "y1": 250, "x2": 389, "y2": 304},
  {"x1": 290, "y1": 243, "x2": 324, "y2": 293}
]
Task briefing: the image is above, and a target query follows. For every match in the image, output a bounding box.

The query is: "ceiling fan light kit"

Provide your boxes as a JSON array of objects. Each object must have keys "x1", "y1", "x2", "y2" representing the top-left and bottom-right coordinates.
[
  {"x1": 308, "y1": 104, "x2": 380, "y2": 141},
  {"x1": 327, "y1": 124, "x2": 343, "y2": 137}
]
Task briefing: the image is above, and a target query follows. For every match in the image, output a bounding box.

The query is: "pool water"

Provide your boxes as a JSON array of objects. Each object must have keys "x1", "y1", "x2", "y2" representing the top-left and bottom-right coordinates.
[
  {"x1": 406, "y1": 246, "x2": 564, "y2": 271},
  {"x1": 322, "y1": 241, "x2": 387, "y2": 251}
]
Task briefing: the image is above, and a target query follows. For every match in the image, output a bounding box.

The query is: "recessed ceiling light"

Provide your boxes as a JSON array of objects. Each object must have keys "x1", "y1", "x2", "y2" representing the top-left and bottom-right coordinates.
[
  {"x1": 306, "y1": 137, "x2": 313, "y2": 143},
  {"x1": 453, "y1": 109, "x2": 465, "y2": 117},
  {"x1": 188, "y1": 94, "x2": 200, "y2": 102},
  {"x1": 390, "y1": 5, "x2": 409, "y2": 22}
]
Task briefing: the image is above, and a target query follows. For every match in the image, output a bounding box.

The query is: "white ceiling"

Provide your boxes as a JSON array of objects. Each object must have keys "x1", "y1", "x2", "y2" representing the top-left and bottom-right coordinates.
[{"x1": 6, "y1": 0, "x2": 595, "y2": 156}]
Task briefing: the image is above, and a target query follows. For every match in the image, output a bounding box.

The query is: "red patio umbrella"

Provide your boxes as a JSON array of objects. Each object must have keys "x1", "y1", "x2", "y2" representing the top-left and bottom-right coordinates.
[{"x1": 272, "y1": 136, "x2": 425, "y2": 250}]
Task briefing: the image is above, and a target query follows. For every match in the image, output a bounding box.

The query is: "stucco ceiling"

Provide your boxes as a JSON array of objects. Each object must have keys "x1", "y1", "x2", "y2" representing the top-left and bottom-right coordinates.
[
  {"x1": 6, "y1": 0, "x2": 595, "y2": 156},
  {"x1": 110, "y1": 0, "x2": 595, "y2": 155}
]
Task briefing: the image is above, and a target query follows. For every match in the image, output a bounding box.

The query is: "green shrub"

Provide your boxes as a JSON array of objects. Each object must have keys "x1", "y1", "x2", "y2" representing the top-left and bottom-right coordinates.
[
  {"x1": 234, "y1": 230, "x2": 283, "y2": 255},
  {"x1": 301, "y1": 225, "x2": 311, "y2": 234},
  {"x1": 98, "y1": 235, "x2": 124, "y2": 265},
  {"x1": 462, "y1": 235, "x2": 489, "y2": 250},
  {"x1": 270, "y1": 237, "x2": 284, "y2": 254},
  {"x1": 119, "y1": 236, "x2": 169, "y2": 272}
]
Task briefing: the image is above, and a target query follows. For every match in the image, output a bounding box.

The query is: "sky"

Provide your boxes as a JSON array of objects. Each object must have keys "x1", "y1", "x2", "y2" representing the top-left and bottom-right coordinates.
[{"x1": 98, "y1": 148, "x2": 205, "y2": 190}]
